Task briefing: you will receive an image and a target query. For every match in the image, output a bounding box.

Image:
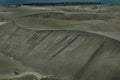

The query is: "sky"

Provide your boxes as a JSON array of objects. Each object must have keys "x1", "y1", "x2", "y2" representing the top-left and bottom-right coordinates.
[{"x1": 0, "y1": 0, "x2": 120, "y2": 6}]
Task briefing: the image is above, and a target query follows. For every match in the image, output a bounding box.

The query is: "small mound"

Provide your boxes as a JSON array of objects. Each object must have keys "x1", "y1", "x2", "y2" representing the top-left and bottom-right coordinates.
[
  {"x1": 0, "y1": 72, "x2": 58, "y2": 80},
  {"x1": 15, "y1": 12, "x2": 120, "y2": 32},
  {"x1": 24, "y1": 12, "x2": 114, "y2": 21}
]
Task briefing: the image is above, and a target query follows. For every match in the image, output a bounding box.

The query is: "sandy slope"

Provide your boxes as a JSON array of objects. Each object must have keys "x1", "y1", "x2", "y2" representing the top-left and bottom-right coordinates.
[
  {"x1": 0, "y1": 21, "x2": 119, "y2": 80},
  {"x1": 0, "y1": 5, "x2": 120, "y2": 80},
  {"x1": 14, "y1": 12, "x2": 120, "y2": 41}
]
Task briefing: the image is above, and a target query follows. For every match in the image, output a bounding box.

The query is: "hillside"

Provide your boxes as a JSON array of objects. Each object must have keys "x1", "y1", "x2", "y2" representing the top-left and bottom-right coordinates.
[{"x1": 0, "y1": 5, "x2": 120, "y2": 80}]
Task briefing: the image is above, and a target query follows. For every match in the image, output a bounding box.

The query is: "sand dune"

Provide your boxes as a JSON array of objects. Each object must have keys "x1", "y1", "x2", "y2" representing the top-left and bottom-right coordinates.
[
  {"x1": 0, "y1": 21, "x2": 119, "y2": 80},
  {"x1": 0, "y1": 5, "x2": 120, "y2": 80}
]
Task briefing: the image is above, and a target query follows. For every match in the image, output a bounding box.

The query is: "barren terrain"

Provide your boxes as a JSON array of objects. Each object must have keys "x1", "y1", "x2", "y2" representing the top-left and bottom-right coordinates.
[{"x1": 0, "y1": 5, "x2": 120, "y2": 80}]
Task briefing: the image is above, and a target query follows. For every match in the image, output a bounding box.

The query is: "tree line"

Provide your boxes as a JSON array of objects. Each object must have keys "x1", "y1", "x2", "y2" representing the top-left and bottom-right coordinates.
[{"x1": 23, "y1": 2, "x2": 102, "y2": 6}]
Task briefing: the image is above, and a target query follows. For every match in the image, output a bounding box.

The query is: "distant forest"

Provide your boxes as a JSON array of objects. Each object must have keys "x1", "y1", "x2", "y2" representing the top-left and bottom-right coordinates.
[{"x1": 23, "y1": 2, "x2": 102, "y2": 6}]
